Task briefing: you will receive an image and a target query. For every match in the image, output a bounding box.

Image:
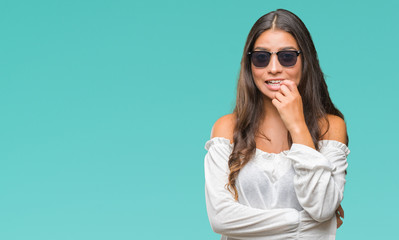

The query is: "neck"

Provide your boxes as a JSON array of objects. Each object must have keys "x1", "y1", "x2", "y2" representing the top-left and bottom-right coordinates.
[{"x1": 255, "y1": 96, "x2": 289, "y2": 150}]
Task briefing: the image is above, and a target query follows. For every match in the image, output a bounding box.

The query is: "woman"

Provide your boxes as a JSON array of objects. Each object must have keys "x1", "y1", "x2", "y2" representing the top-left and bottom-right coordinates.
[{"x1": 204, "y1": 9, "x2": 349, "y2": 239}]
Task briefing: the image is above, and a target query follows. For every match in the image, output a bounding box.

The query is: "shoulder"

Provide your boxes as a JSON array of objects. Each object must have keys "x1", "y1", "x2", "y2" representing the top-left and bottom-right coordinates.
[
  {"x1": 210, "y1": 113, "x2": 236, "y2": 143},
  {"x1": 319, "y1": 114, "x2": 348, "y2": 144}
]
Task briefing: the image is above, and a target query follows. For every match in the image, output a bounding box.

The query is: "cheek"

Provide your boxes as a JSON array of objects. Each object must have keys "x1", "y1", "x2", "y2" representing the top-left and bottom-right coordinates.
[
  {"x1": 250, "y1": 68, "x2": 264, "y2": 90},
  {"x1": 295, "y1": 70, "x2": 302, "y2": 85},
  {"x1": 291, "y1": 64, "x2": 302, "y2": 85},
  {"x1": 251, "y1": 67, "x2": 263, "y2": 81}
]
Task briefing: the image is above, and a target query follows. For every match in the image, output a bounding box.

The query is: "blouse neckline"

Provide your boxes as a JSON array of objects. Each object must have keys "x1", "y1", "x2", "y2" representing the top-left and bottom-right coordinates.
[{"x1": 206, "y1": 136, "x2": 350, "y2": 157}]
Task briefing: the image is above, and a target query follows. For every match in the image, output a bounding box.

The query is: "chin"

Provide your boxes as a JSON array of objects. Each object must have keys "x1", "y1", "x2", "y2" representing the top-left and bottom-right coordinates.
[{"x1": 261, "y1": 91, "x2": 275, "y2": 101}]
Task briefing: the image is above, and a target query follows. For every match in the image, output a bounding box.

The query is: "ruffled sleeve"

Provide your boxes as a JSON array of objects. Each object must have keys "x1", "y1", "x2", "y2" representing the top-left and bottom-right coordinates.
[
  {"x1": 287, "y1": 140, "x2": 350, "y2": 222},
  {"x1": 204, "y1": 137, "x2": 299, "y2": 238}
]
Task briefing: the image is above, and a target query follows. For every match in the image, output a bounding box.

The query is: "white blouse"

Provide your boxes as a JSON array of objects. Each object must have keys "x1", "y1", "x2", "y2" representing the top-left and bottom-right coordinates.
[{"x1": 204, "y1": 137, "x2": 350, "y2": 240}]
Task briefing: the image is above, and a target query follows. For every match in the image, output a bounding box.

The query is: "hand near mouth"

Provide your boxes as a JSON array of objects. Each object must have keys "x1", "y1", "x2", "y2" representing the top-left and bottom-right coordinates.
[{"x1": 272, "y1": 80, "x2": 314, "y2": 148}]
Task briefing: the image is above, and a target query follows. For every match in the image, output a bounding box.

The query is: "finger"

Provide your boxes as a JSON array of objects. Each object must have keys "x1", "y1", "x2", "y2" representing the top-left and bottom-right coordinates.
[
  {"x1": 279, "y1": 84, "x2": 291, "y2": 96},
  {"x1": 271, "y1": 98, "x2": 281, "y2": 108},
  {"x1": 281, "y1": 80, "x2": 298, "y2": 93},
  {"x1": 274, "y1": 92, "x2": 285, "y2": 102}
]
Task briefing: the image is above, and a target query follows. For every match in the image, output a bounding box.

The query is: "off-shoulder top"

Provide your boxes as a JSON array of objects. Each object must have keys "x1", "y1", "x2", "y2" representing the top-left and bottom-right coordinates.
[{"x1": 204, "y1": 137, "x2": 350, "y2": 240}]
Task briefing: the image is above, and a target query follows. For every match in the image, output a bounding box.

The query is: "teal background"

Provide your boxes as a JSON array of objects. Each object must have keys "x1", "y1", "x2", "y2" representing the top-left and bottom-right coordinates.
[{"x1": 1, "y1": 0, "x2": 398, "y2": 239}]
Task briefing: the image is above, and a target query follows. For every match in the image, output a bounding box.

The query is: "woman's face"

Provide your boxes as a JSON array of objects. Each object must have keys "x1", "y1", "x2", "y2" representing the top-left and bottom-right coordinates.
[{"x1": 251, "y1": 29, "x2": 302, "y2": 100}]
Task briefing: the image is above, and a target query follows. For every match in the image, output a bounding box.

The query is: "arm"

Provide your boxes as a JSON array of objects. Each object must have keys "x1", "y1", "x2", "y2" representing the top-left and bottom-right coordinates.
[
  {"x1": 205, "y1": 138, "x2": 299, "y2": 237},
  {"x1": 205, "y1": 115, "x2": 299, "y2": 237},
  {"x1": 272, "y1": 81, "x2": 349, "y2": 222},
  {"x1": 287, "y1": 139, "x2": 349, "y2": 222}
]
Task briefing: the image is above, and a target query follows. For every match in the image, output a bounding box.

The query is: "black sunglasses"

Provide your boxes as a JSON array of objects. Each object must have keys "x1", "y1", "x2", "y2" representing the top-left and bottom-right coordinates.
[{"x1": 248, "y1": 50, "x2": 301, "y2": 67}]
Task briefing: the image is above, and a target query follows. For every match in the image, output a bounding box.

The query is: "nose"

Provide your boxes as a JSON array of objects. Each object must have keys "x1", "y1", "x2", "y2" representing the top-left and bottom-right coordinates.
[{"x1": 268, "y1": 54, "x2": 283, "y2": 74}]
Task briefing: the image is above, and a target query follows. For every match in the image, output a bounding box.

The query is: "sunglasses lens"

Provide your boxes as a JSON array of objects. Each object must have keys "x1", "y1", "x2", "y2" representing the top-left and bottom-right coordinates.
[
  {"x1": 251, "y1": 52, "x2": 270, "y2": 67},
  {"x1": 278, "y1": 51, "x2": 298, "y2": 67}
]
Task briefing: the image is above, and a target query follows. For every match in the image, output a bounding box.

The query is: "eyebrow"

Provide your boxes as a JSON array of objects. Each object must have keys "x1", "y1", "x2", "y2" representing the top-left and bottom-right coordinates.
[{"x1": 254, "y1": 46, "x2": 297, "y2": 51}]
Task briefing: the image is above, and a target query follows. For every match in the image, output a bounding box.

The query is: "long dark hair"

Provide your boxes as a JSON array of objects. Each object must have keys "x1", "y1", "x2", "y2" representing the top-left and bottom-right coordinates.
[{"x1": 226, "y1": 9, "x2": 347, "y2": 201}]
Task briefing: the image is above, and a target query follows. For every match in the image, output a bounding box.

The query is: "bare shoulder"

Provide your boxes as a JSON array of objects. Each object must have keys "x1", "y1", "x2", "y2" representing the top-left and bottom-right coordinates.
[
  {"x1": 210, "y1": 113, "x2": 236, "y2": 143},
  {"x1": 320, "y1": 114, "x2": 348, "y2": 144}
]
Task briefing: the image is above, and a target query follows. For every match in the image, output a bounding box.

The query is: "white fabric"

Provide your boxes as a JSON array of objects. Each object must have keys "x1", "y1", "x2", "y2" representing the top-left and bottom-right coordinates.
[{"x1": 204, "y1": 137, "x2": 350, "y2": 240}]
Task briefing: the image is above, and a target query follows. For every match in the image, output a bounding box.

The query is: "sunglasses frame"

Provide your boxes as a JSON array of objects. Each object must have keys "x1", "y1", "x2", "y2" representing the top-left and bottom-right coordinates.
[{"x1": 247, "y1": 50, "x2": 302, "y2": 67}]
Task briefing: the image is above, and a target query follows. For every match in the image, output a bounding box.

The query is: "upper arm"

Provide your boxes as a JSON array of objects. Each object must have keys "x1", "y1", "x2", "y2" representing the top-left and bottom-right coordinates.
[
  {"x1": 320, "y1": 114, "x2": 348, "y2": 144},
  {"x1": 210, "y1": 113, "x2": 235, "y2": 144}
]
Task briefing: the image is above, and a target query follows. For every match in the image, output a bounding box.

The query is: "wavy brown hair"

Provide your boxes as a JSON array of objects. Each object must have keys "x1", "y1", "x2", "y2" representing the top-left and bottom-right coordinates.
[{"x1": 226, "y1": 9, "x2": 348, "y2": 201}]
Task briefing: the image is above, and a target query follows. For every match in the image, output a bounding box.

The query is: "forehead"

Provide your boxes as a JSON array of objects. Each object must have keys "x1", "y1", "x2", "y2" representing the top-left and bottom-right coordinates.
[{"x1": 253, "y1": 29, "x2": 299, "y2": 50}]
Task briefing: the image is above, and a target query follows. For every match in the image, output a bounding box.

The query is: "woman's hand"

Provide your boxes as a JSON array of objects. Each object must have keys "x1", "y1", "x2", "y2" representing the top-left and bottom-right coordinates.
[
  {"x1": 271, "y1": 80, "x2": 306, "y2": 133},
  {"x1": 271, "y1": 80, "x2": 315, "y2": 148},
  {"x1": 336, "y1": 205, "x2": 344, "y2": 228},
  {"x1": 271, "y1": 80, "x2": 305, "y2": 132}
]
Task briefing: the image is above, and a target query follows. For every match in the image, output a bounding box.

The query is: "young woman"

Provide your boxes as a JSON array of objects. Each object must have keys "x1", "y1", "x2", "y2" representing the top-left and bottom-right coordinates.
[{"x1": 204, "y1": 9, "x2": 349, "y2": 239}]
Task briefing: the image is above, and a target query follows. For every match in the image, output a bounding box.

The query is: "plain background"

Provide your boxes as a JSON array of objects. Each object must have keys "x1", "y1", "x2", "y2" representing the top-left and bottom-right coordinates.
[{"x1": 1, "y1": 0, "x2": 398, "y2": 239}]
